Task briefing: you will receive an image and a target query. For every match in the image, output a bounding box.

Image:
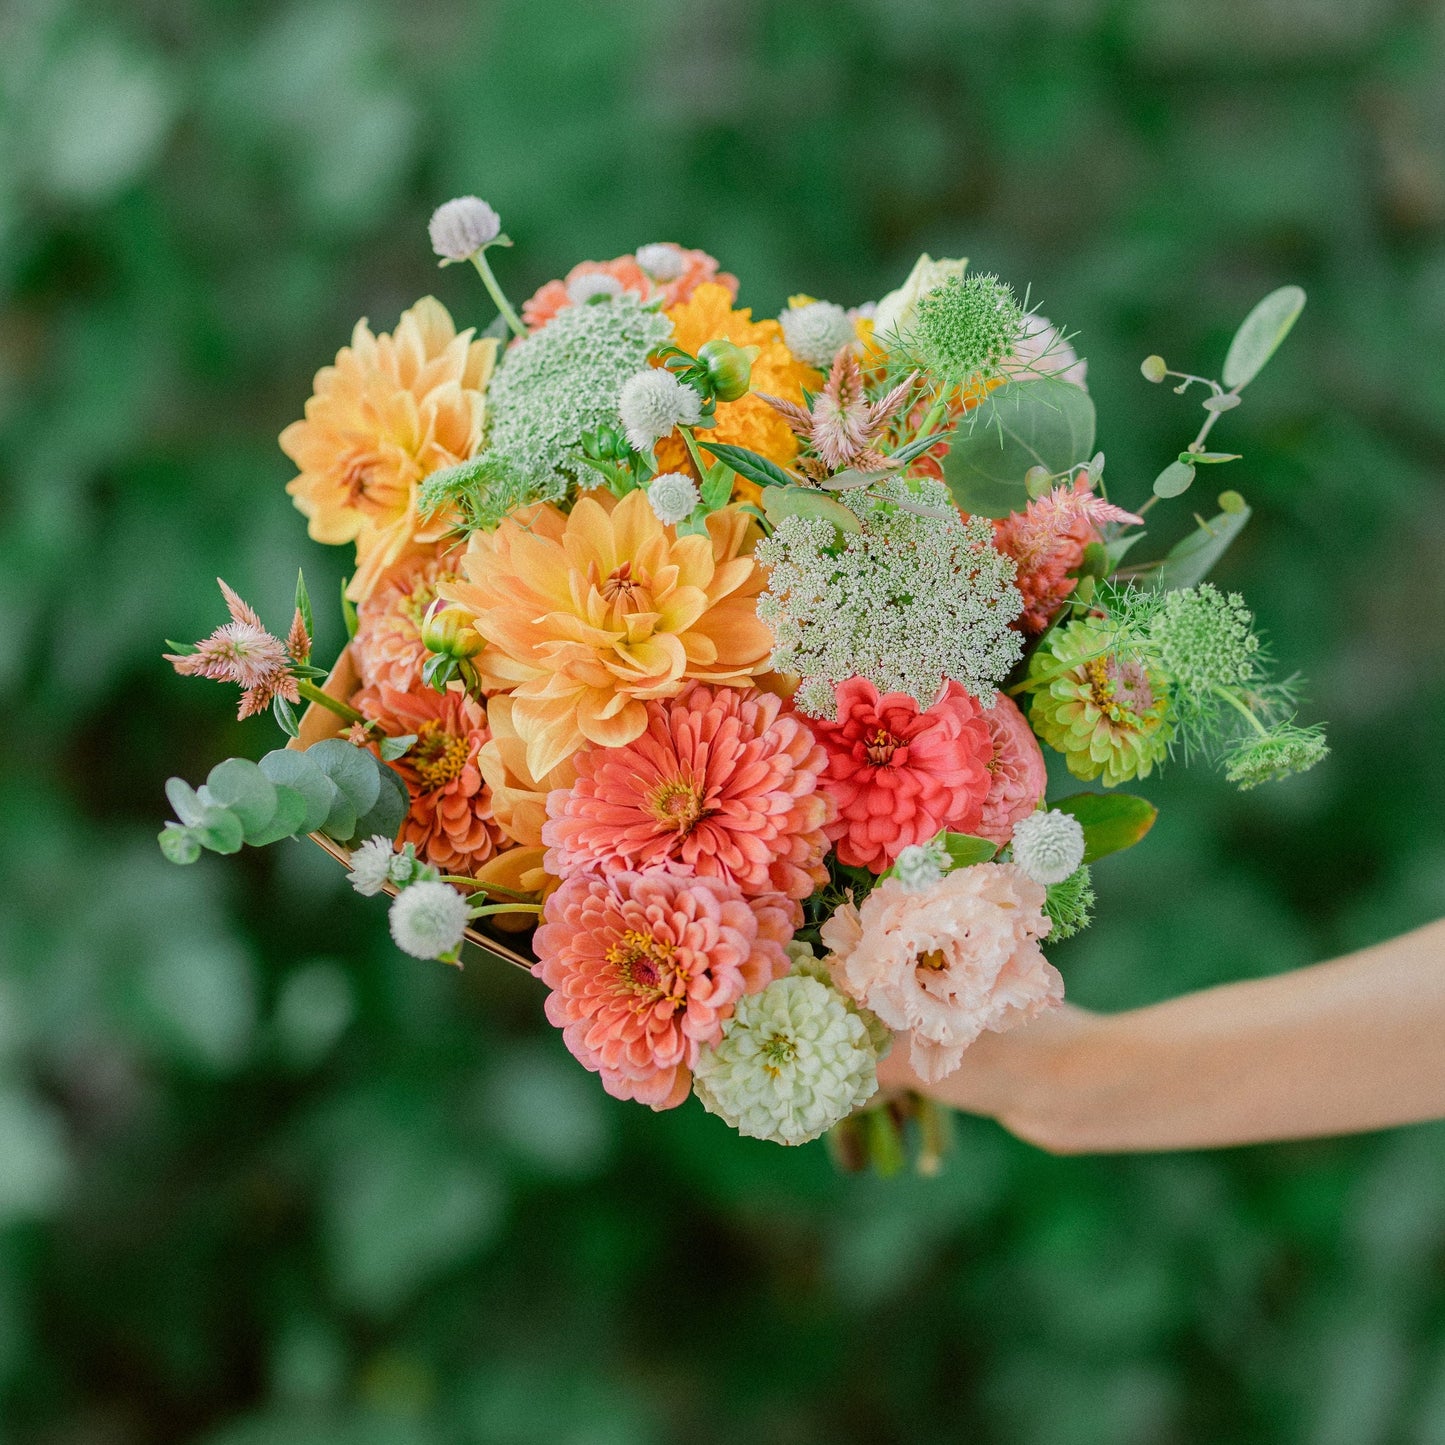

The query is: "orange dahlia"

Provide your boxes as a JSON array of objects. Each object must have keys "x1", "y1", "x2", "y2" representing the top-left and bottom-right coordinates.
[
  {"x1": 543, "y1": 683, "x2": 834, "y2": 901},
  {"x1": 476, "y1": 693, "x2": 578, "y2": 849},
  {"x1": 354, "y1": 683, "x2": 505, "y2": 875},
  {"x1": 655, "y1": 283, "x2": 820, "y2": 485},
  {"x1": 280, "y1": 297, "x2": 497, "y2": 602},
  {"x1": 352, "y1": 544, "x2": 467, "y2": 693},
  {"x1": 440, "y1": 489, "x2": 773, "y2": 780}
]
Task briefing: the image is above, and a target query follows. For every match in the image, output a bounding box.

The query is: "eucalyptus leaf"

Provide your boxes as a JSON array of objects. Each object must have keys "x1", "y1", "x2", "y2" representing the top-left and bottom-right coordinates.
[
  {"x1": 1104, "y1": 531, "x2": 1146, "y2": 572},
  {"x1": 241, "y1": 783, "x2": 309, "y2": 847},
  {"x1": 258, "y1": 750, "x2": 335, "y2": 834},
  {"x1": 159, "y1": 824, "x2": 201, "y2": 865},
  {"x1": 348, "y1": 763, "x2": 408, "y2": 849},
  {"x1": 1054, "y1": 793, "x2": 1158, "y2": 863},
  {"x1": 1153, "y1": 460, "x2": 1195, "y2": 498},
  {"x1": 306, "y1": 739, "x2": 382, "y2": 817},
  {"x1": 1180, "y1": 451, "x2": 1241, "y2": 465},
  {"x1": 1152, "y1": 500, "x2": 1252, "y2": 591},
  {"x1": 193, "y1": 807, "x2": 244, "y2": 856},
  {"x1": 942, "y1": 377, "x2": 1096, "y2": 518},
  {"x1": 702, "y1": 441, "x2": 796, "y2": 490},
  {"x1": 1222, "y1": 285, "x2": 1306, "y2": 391},
  {"x1": 205, "y1": 758, "x2": 278, "y2": 836},
  {"x1": 318, "y1": 787, "x2": 358, "y2": 845},
  {"x1": 1201, "y1": 393, "x2": 1240, "y2": 413},
  {"x1": 165, "y1": 777, "x2": 208, "y2": 827}
]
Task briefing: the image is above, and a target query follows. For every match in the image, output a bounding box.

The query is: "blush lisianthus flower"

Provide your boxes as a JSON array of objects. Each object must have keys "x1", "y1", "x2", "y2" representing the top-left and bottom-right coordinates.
[
  {"x1": 532, "y1": 870, "x2": 793, "y2": 1110},
  {"x1": 975, "y1": 693, "x2": 1048, "y2": 847},
  {"x1": 809, "y1": 677, "x2": 994, "y2": 873},
  {"x1": 439, "y1": 489, "x2": 773, "y2": 779},
  {"x1": 354, "y1": 683, "x2": 505, "y2": 874},
  {"x1": 353, "y1": 546, "x2": 466, "y2": 693},
  {"x1": 280, "y1": 297, "x2": 497, "y2": 601},
  {"x1": 821, "y1": 863, "x2": 1061, "y2": 1083},
  {"x1": 543, "y1": 684, "x2": 834, "y2": 902}
]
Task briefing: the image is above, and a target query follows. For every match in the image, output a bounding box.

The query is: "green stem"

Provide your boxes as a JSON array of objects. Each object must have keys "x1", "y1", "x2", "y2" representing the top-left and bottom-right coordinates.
[
  {"x1": 296, "y1": 679, "x2": 366, "y2": 726},
  {"x1": 467, "y1": 902, "x2": 544, "y2": 919},
  {"x1": 439, "y1": 874, "x2": 534, "y2": 901},
  {"x1": 1210, "y1": 682, "x2": 1270, "y2": 737},
  {"x1": 679, "y1": 425, "x2": 710, "y2": 480},
  {"x1": 469, "y1": 249, "x2": 527, "y2": 339}
]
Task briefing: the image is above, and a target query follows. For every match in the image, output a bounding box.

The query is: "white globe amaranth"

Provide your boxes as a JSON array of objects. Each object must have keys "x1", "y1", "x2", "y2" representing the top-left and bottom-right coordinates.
[
  {"x1": 428, "y1": 196, "x2": 501, "y2": 261},
  {"x1": 388, "y1": 880, "x2": 470, "y2": 961},
  {"x1": 893, "y1": 838, "x2": 949, "y2": 891},
  {"x1": 345, "y1": 835, "x2": 394, "y2": 896},
  {"x1": 646, "y1": 470, "x2": 701, "y2": 526},
  {"x1": 1010, "y1": 808, "x2": 1086, "y2": 886},
  {"x1": 780, "y1": 301, "x2": 857, "y2": 369},
  {"x1": 693, "y1": 974, "x2": 879, "y2": 1145},
  {"x1": 634, "y1": 242, "x2": 686, "y2": 282},
  {"x1": 566, "y1": 272, "x2": 626, "y2": 306},
  {"x1": 618, "y1": 368, "x2": 703, "y2": 452}
]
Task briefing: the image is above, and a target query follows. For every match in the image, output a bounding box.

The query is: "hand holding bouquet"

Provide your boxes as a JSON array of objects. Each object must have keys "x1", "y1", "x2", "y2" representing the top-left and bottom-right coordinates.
[{"x1": 160, "y1": 197, "x2": 1325, "y2": 1164}]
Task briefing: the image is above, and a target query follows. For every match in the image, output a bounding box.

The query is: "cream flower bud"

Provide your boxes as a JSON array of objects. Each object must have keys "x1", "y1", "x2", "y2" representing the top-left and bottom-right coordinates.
[
  {"x1": 1010, "y1": 808, "x2": 1086, "y2": 886},
  {"x1": 618, "y1": 368, "x2": 703, "y2": 452},
  {"x1": 388, "y1": 880, "x2": 470, "y2": 961},
  {"x1": 420, "y1": 599, "x2": 482, "y2": 659},
  {"x1": 566, "y1": 272, "x2": 626, "y2": 305},
  {"x1": 634, "y1": 242, "x2": 686, "y2": 282},
  {"x1": 428, "y1": 196, "x2": 502, "y2": 261},
  {"x1": 646, "y1": 471, "x2": 701, "y2": 526},
  {"x1": 780, "y1": 300, "x2": 856, "y2": 369}
]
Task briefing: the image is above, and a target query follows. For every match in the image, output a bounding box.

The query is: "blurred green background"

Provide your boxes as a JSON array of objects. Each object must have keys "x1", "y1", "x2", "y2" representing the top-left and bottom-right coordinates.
[{"x1": 4, "y1": 0, "x2": 1445, "y2": 1440}]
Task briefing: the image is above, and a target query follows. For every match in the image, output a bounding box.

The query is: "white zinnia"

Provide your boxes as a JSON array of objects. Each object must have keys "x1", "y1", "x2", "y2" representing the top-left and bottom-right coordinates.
[
  {"x1": 345, "y1": 836, "x2": 394, "y2": 896},
  {"x1": 646, "y1": 471, "x2": 701, "y2": 525},
  {"x1": 780, "y1": 300, "x2": 856, "y2": 369},
  {"x1": 1010, "y1": 809, "x2": 1086, "y2": 886},
  {"x1": 566, "y1": 272, "x2": 626, "y2": 306},
  {"x1": 634, "y1": 242, "x2": 686, "y2": 282},
  {"x1": 618, "y1": 368, "x2": 702, "y2": 452},
  {"x1": 388, "y1": 880, "x2": 470, "y2": 961},
  {"x1": 428, "y1": 196, "x2": 501, "y2": 261},
  {"x1": 692, "y1": 975, "x2": 879, "y2": 1146}
]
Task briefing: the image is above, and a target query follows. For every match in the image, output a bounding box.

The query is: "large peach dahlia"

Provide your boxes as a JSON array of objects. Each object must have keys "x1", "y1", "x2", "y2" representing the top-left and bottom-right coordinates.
[
  {"x1": 533, "y1": 870, "x2": 794, "y2": 1109},
  {"x1": 543, "y1": 684, "x2": 833, "y2": 901},
  {"x1": 441, "y1": 490, "x2": 773, "y2": 780},
  {"x1": 281, "y1": 297, "x2": 497, "y2": 601}
]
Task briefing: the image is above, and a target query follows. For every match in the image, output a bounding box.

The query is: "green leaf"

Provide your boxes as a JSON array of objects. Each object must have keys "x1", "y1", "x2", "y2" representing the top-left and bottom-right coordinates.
[
  {"x1": 258, "y1": 750, "x2": 336, "y2": 834},
  {"x1": 165, "y1": 777, "x2": 208, "y2": 827},
  {"x1": 272, "y1": 694, "x2": 300, "y2": 738},
  {"x1": 1104, "y1": 531, "x2": 1146, "y2": 572},
  {"x1": 818, "y1": 467, "x2": 895, "y2": 491},
  {"x1": 305, "y1": 739, "x2": 382, "y2": 817},
  {"x1": 340, "y1": 577, "x2": 359, "y2": 639},
  {"x1": 193, "y1": 806, "x2": 244, "y2": 855},
  {"x1": 760, "y1": 486, "x2": 862, "y2": 535},
  {"x1": 205, "y1": 758, "x2": 278, "y2": 836},
  {"x1": 890, "y1": 431, "x2": 945, "y2": 466},
  {"x1": 348, "y1": 762, "x2": 408, "y2": 848},
  {"x1": 1152, "y1": 500, "x2": 1252, "y2": 591},
  {"x1": 378, "y1": 733, "x2": 416, "y2": 763},
  {"x1": 938, "y1": 832, "x2": 998, "y2": 868},
  {"x1": 159, "y1": 824, "x2": 201, "y2": 865},
  {"x1": 1153, "y1": 460, "x2": 1195, "y2": 498},
  {"x1": 1180, "y1": 451, "x2": 1241, "y2": 465},
  {"x1": 1222, "y1": 285, "x2": 1306, "y2": 391},
  {"x1": 701, "y1": 441, "x2": 796, "y2": 490},
  {"x1": 942, "y1": 377, "x2": 1096, "y2": 518},
  {"x1": 699, "y1": 467, "x2": 733, "y2": 511},
  {"x1": 1054, "y1": 793, "x2": 1158, "y2": 863},
  {"x1": 240, "y1": 783, "x2": 309, "y2": 847},
  {"x1": 294, "y1": 569, "x2": 314, "y2": 642}
]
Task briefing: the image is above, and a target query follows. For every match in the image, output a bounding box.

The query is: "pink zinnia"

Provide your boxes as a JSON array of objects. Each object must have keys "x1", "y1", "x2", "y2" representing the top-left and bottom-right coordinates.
[
  {"x1": 521, "y1": 247, "x2": 738, "y2": 330},
  {"x1": 533, "y1": 870, "x2": 794, "y2": 1109},
  {"x1": 543, "y1": 684, "x2": 834, "y2": 901},
  {"x1": 811, "y1": 678, "x2": 994, "y2": 873},
  {"x1": 975, "y1": 695, "x2": 1048, "y2": 847},
  {"x1": 821, "y1": 863, "x2": 1061, "y2": 1083}
]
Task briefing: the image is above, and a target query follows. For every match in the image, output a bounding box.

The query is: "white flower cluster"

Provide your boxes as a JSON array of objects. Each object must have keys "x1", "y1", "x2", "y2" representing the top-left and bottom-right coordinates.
[
  {"x1": 646, "y1": 470, "x2": 701, "y2": 525},
  {"x1": 618, "y1": 368, "x2": 702, "y2": 453},
  {"x1": 346, "y1": 836, "x2": 439, "y2": 896},
  {"x1": 1010, "y1": 808, "x2": 1086, "y2": 885},
  {"x1": 693, "y1": 974, "x2": 879, "y2": 1145},
  {"x1": 780, "y1": 300, "x2": 857, "y2": 369},
  {"x1": 755, "y1": 479, "x2": 1024, "y2": 715},
  {"x1": 388, "y1": 880, "x2": 470, "y2": 962}
]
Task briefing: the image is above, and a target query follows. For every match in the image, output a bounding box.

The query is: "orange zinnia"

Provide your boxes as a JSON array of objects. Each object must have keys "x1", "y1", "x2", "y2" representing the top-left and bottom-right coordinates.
[
  {"x1": 655, "y1": 283, "x2": 820, "y2": 488},
  {"x1": 280, "y1": 297, "x2": 497, "y2": 602},
  {"x1": 441, "y1": 489, "x2": 773, "y2": 779}
]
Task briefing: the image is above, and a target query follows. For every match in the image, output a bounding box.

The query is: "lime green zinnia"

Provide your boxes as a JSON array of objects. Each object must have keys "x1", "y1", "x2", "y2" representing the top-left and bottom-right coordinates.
[{"x1": 1027, "y1": 620, "x2": 1172, "y2": 785}]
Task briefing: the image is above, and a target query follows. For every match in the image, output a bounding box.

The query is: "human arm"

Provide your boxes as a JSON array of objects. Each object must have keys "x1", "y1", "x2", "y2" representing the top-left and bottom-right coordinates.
[{"x1": 875, "y1": 918, "x2": 1445, "y2": 1153}]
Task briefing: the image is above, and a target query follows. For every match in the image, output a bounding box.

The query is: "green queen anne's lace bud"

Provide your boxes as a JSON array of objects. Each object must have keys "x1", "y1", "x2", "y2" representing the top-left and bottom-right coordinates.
[{"x1": 909, "y1": 273, "x2": 1026, "y2": 384}]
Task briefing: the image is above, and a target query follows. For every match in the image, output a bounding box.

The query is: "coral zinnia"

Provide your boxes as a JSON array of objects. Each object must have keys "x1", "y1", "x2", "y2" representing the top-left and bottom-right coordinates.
[
  {"x1": 655, "y1": 282, "x2": 820, "y2": 485},
  {"x1": 975, "y1": 695, "x2": 1048, "y2": 847},
  {"x1": 543, "y1": 683, "x2": 834, "y2": 902},
  {"x1": 522, "y1": 247, "x2": 737, "y2": 330},
  {"x1": 440, "y1": 489, "x2": 773, "y2": 780},
  {"x1": 810, "y1": 677, "x2": 994, "y2": 872},
  {"x1": 821, "y1": 863, "x2": 1061, "y2": 1083},
  {"x1": 354, "y1": 683, "x2": 505, "y2": 874},
  {"x1": 532, "y1": 870, "x2": 794, "y2": 1109},
  {"x1": 281, "y1": 297, "x2": 497, "y2": 602},
  {"x1": 353, "y1": 545, "x2": 466, "y2": 693}
]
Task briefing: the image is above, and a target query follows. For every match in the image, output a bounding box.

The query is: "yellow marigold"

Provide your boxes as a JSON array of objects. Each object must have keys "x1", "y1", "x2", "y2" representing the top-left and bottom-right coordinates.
[
  {"x1": 441, "y1": 489, "x2": 773, "y2": 779},
  {"x1": 656, "y1": 283, "x2": 820, "y2": 495},
  {"x1": 280, "y1": 297, "x2": 497, "y2": 602}
]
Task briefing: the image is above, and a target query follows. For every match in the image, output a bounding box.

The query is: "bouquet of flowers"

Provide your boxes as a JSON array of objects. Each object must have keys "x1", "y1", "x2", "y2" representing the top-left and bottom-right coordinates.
[{"x1": 160, "y1": 195, "x2": 1325, "y2": 1164}]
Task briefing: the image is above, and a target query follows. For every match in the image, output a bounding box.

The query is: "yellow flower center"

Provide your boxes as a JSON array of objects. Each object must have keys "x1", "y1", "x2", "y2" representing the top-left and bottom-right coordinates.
[
  {"x1": 412, "y1": 720, "x2": 470, "y2": 791},
  {"x1": 866, "y1": 728, "x2": 900, "y2": 766},
  {"x1": 1083, "y1": 655, "x2": 1156, "y2": 727},
  {"x1": 918, "y1": 948, "x2": 949, "y2": 971},
  {"x1": 647, "y1": 777, "x2": 706, "y2": 833},
  {"x1": 606, "y1": 929, "x2": 683, "y2": 1003},
  {"x1": 761, "y1": 1032, "x2": 798, "y2": 1076}
]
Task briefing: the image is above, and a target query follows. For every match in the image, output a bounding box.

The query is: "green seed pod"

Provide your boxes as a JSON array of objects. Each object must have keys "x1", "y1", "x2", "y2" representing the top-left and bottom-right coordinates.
[{"x1": 698, "y1": 338, "x2": 755, "y2": 402}]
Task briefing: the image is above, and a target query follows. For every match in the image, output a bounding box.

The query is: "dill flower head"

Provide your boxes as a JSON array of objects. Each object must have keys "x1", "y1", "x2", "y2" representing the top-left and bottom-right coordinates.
[
  {"x1": 618, "y1": 368, "x2": 703, "y2": 453},
  {"x1": 779, "y1": 301, "x2": 857, "y2": 370},
  {"x1": 388, "y1": 880, "x2": 470, "y2": 962},
  {"x1": 692, "y1": 974, "x2": 879, "y2": 1146},
  {"x1": 646, "y1": 470, "x2": 701, "y2": 525},
  {"x1": 1224, "y1": 724, "x2": 1329, "y2": 790},
  {"x1": 1028, "y1": 619, "x2": 1173, "y2": 786},
  {"x1": 428, "y1": 196, "x2": 501, "y2": 261},
  {"x1": 754, "y1": 477, "x2": 1024, "y2": 711},
  {"x1": 1044, "y1": 865, "x2": 1095, "y2": 941},
  {"x1": 1010, "y1": 808, "x2": 1086, "y2": 886},
  {"x1": 907, "y1": 273, "x2": 1025, "y2": 385},
  {"x1": 1147, "y1": 584, "x2": 1262, "y2": 695},
  {"x1": 484, "y1": 294, "x2": 672, "y2": 497}
]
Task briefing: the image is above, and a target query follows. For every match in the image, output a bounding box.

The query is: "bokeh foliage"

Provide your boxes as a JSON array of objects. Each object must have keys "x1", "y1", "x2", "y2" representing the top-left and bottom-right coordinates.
[{"x1": 3, "y1": 0, "x2": 1445, "y2": 1440}]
